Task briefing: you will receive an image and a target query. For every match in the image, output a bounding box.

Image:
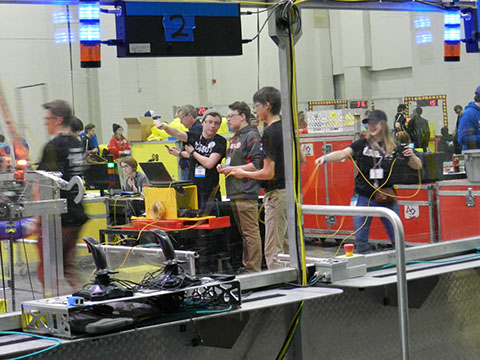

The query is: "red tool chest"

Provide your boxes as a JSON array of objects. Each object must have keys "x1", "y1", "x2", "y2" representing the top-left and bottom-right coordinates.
[
  {"x1": 437, "y1": 179, "x2": 480, "y2": 241},
  {"x1": 369, "y1": 184, "x2": 437, "y2": 244}
]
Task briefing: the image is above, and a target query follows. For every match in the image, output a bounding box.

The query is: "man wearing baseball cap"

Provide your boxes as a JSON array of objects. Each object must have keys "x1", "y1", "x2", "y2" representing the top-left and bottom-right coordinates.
[{"x1": 458, "y1": 86, "x2": 480, "y2": 150}]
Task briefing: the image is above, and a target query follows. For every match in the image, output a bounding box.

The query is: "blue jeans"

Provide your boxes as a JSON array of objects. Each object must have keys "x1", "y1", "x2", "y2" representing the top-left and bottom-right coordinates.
[{"x1": 353, "y1": 193, "x2": 399, "y2": 254}]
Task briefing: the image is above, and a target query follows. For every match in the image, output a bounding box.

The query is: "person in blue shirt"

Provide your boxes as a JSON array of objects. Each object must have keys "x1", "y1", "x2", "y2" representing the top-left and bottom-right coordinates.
[
  {"x1": 0, "y1": 134, "x2": 10, "y2": 155},
  {"x1": 458, "y1": 86, "x2": 480, "y2": 150},
  {"x1": 80, "y1": 123, "x2": 99, "y2": 154},
  {"x1": 81, "y1": 123, "x2": 99, "y2": 154}
]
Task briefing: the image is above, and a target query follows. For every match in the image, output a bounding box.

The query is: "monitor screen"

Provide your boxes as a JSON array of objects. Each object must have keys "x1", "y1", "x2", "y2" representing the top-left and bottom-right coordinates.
[{"x1": 84, "y1": 163, "x2": 120, "y2": 190}]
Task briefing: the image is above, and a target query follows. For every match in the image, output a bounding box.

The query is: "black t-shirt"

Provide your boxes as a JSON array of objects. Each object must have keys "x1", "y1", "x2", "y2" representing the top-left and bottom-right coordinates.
[
  {"x1": 186, "y1": 132, "x2": 226, "y2": 206},
  {"x1": 394, "y1": 113, "x2": 407, "y2": 133},
  {"x1": 261, "y1": 121, "x2": 285, "y2": 192},
  {"x1": 38, "y1": 134, "x2": 88, "y2": 227},
  {"x1": 179, "y1": 120, "x2": 203, "y2": 170},
  {"x1": 349, "y1": 138, "x2": 397, "y2": 197}
]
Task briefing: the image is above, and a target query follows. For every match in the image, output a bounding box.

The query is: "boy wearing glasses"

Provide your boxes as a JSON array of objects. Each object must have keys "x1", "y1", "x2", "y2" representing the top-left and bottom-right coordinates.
[
  {"x1": 230, "y1": 87, "x2": 288, "y2": 270},
  {"x1": 217, "y1": 101, "x2": 263, "y2": 272},
  {"x1": 155, "y1": 111, "x2": 226, "y2": 212}
]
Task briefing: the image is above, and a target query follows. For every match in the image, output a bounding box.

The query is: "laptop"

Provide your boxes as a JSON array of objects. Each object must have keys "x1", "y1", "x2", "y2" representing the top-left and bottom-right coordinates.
[{"x1": 139, "y1": 162, "x2": 192, "y2": 187}]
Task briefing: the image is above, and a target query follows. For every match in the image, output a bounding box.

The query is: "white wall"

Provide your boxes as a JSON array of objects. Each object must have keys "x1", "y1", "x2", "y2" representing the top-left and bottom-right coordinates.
[{"x1": 0, "y1": 3, "x2": 479, "y2": 157}]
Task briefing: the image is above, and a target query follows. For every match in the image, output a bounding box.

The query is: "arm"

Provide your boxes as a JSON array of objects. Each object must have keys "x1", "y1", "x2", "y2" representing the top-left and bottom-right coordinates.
[
  {"x1": 231, "y1": 157, "x2": 275, "y2": 181},
  {"x1": 315, "y1": 147, "x2": 353, "y2": 166},
  {"x1": 402, "y1": 147, "x2": 422, "y2": 170},
  {"x1": 458, "y1": 113, "x2": 480, "y2": 148},
  {"x1": 218, "y1": 162, "x2": 257, "y2": 174},
  {"x1": 187, "y1": 145, "x2": 222, "y2": 169},
  {"x1": 155, "y1": 121, "x2": 188, "y2": 142}
]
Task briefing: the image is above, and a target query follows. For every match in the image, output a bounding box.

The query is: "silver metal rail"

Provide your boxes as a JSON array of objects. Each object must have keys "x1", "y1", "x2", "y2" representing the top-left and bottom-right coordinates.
[
  {"x1": 20, "y1": 239, "x2": 199, "y2": 275},
  {"x1": 301, "y1": 204, "x2": 409, "y2": 360}
]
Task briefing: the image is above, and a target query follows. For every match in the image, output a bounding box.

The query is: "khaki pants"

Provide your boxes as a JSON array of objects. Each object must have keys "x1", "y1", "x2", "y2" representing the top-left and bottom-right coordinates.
[
  {"x1": 231, "y1": 199, "x2": 262, "y2": 272},
  {"x1": 264, "y1": 189, "x2": 288, "y2": 270}
]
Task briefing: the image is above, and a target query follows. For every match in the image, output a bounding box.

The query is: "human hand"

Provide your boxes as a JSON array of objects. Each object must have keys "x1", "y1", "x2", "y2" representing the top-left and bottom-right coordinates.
[
  {"x1": 155, "y1": 120, "x2": 165, "y2": 130},
  {"x1": 167, "y1": 146, "x2": 180, "y2": 156},
  {"x1": 217, "y1": 164, "x2": 233, "y2": 174},
  {"x1": 315, "y1": 156, "x2": 326, "y2": 166},
  {"x1": 230, "y1": 168, "x2": 247, "y2": 178},
  {"x1": 402, "y1": 146, "x2": 414, "y2": 158}
]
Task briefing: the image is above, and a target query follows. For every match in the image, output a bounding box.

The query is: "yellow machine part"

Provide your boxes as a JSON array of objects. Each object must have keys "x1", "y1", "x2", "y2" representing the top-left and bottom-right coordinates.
[{"x1": 145, "y1": 185, "x2": 198, "y2": 220}]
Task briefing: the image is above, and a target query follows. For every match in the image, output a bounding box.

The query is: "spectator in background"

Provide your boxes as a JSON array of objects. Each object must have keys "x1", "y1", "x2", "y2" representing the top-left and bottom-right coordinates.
[
  {"x1": 108, "y1": 123, "x2": 130, "y2": 160},
  {"x1": 70, "y1": 117, "x2": 83, "y2": 139},
  {"x1": 120, "y1": 156, "x2": 149, "y2": 193},
  {"x1": 438, "y1": 126, "x2": 455, "y2": 162},
  {"x1": 80, "y1": 124, "x2": 99, "y2": 154},
  {"x1": 458, "y1": 86, "x2": 480, "y2": 150},
  {"x1": 0, "y1": 134, "x2": 11, "y2": 155},
  {"x1": 298, "y1": 111, "x2": 308, "y2": 134},
  {"x1": 393, "y1": 104, "x2": 408, "y2": 135},
  {"x1": 169, "y1": 105, "x2": 203, "y2": 180},
  {"x1": 81, "y1": 123, "x2": 99, "y2": 154},
  {"x1": 453, "y1": 105, "x2": 464, "y2": 154},
  {"x1": 408, "y1": 107, "x2": 430, "y2": 152}
]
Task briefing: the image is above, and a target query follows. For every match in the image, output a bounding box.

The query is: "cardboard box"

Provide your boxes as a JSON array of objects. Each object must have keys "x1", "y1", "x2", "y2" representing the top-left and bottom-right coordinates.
[
  {"x1": 138, "y1": 116, "x2": 155, "y2": 141},
  {"x1": 124, "y1": 117, "x2": 141, "y2": 141},
  {"x1": 124, "y1": 117, "x2": 155, "y2": 142}
]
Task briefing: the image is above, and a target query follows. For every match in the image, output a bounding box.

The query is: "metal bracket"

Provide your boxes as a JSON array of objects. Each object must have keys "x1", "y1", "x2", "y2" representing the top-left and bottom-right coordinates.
[
  {"x1": 466, "y1": 187, "x2": 475, "y2": 207},
  {"x1": 322, "y1": 144, "x2": 333, "y2": 154},
  {"x1": 326, "y1": 215, "x2": 337, "y2": 225}
]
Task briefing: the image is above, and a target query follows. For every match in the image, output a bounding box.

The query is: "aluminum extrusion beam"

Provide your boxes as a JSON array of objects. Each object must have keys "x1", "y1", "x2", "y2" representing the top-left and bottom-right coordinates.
[{"x1": 301, "y1": 204, "x2": 409, "y2": 360}]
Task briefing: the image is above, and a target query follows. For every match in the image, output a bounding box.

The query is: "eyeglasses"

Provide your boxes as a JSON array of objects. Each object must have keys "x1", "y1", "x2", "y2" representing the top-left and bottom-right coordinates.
[
  {"x1": 204, "y1": 120, "x2": 221, "y2": 127},
  {"x1": 179, "y1": 113, "x2": 188, "y2": 120},
  {"x1": 227, "y1": 113, "x2": 240, "y2": 120},
  {"x1": 121, "y1": 164, "x2": 131, "y2": 169}
]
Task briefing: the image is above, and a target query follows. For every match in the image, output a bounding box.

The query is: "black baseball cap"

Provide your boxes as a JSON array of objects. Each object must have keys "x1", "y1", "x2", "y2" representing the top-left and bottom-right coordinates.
[
  {"x1": 397, "y1": 104, "x2": 407, "y2": 111},
  {"x1": 362, "y1": 110, "x2": 388, "y2": 124}
]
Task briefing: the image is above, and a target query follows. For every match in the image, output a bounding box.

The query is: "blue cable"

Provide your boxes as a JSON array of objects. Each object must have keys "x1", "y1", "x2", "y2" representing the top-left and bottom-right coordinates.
[
  {"x1": 0, "y1": 331, "x2": 61, "y2": 360},
  {"x1": 194, "y1": 304, "x2": 232, "y2": 314},
  {"x1": 369, "y1": 254, "x2": 480, "y2": 272}
]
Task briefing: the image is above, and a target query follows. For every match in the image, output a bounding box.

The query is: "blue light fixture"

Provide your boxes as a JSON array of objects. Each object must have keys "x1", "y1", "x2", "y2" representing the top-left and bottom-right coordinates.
[
  {"x1": 414, "y1": 16, "x2": 431, "y2": 29},
  {"x1": 79, "y1": 1, "x2": 100, "y2": 21},
  {"x1": 79, "y1": 24, "x2": 101, "y2": 41},
  {"x1": 444, "y1": 11, "x2": 461, "y2": 62},
  {"x1": 79, "y1": 0, "x2": 101, "y2": 68},
  {"x1": 416, "y1": 32, "x2": 433, "y2": 44},
  {"x1": 444, "y1": 27, "x2": 461, "y2": 42},
  {"x1": 55, "y1": 29, "x2": 75, "y2": 44},
  {"x1": 52, "y1": 7, "x2": 73, "y2": 24},
  {"x1": 444, "y1": 12, "x2": 461, "y2": 26}
]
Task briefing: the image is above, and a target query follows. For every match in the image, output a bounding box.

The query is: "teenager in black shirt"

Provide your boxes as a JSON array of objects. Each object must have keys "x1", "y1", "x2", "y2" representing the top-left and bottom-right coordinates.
[{"x1": 315, "y1": 110, "x2": 422, "y2": 254}]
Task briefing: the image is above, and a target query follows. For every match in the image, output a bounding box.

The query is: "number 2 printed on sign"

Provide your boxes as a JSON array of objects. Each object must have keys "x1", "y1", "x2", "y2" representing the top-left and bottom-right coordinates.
[{"x1": 163, "y1": 15, "x2": 195, "y2": 42}]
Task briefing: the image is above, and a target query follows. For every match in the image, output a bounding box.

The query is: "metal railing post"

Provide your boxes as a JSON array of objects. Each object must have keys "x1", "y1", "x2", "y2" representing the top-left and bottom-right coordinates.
[{"x1": 301, "y1": 204, "x2": 409, "y2": 360}]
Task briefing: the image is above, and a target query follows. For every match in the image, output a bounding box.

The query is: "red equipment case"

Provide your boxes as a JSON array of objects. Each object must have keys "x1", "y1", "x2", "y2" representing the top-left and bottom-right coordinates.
[
  {"x1": 300, "y1": 132, "x2": 357, "y2": 238},
  {"x1": 437, "y1": 179, "x2": 480, "y2": 241},
  {"x1": 369, "y1": 184, "x2": 437, "y2": 244}
]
